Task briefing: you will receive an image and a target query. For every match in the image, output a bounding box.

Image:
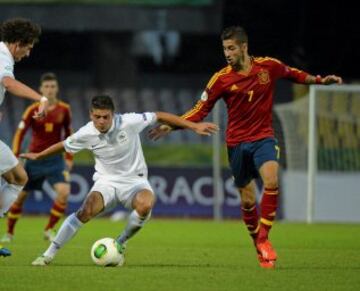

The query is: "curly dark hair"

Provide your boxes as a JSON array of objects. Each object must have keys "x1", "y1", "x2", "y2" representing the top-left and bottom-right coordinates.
[{"x1": 0, "y1": 18, "x2": 41, "y2": 46}]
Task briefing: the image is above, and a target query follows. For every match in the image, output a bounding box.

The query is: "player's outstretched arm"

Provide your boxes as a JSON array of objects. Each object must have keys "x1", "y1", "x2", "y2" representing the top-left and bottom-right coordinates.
[
  {"x1": 20, "y1": 141, "x2": 65, "y2": 161},
  {"x1": 155, "y1": 111, "x2": 219, "y2": 136},
  {"x1": 2, "y1": 76, "x2": 48, "y2": 118}
]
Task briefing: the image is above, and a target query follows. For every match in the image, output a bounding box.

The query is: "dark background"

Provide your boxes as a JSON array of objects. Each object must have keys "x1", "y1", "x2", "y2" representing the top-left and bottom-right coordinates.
[{"x1": 0, "y1": 0, "x2": 357, "y2": 90}]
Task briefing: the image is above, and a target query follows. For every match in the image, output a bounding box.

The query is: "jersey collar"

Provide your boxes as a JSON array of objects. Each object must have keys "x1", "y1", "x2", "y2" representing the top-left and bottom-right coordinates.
[{"x1": 92, "y1": 114, "x2": 121, "y2": 139}]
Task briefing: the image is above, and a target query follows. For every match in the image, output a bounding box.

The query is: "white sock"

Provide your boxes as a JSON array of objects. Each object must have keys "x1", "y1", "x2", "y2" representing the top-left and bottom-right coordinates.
[
  {"x1": 0, "y1": 182, "x2": 23, "y2": 217},
  {"x1": 116, "y1": 210, "x2": 150, "y2": 245},
  {"x1": 44, "y1": 213, "x2": 83, "y2": 258}
]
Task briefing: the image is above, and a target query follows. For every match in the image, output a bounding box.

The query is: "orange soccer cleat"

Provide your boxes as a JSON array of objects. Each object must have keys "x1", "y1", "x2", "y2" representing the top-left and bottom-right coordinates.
[
  {"x1": 257, "y1": 253, "x2": 276, "y2": 269},
  {"x1": 256, "y1": 239, "x2": 277, "y2": 261}
]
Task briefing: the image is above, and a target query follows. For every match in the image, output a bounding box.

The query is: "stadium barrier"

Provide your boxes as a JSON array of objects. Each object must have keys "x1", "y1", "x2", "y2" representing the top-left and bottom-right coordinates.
[{"x1": 22, "y1": 166, "x2": 276, "y2": 219}]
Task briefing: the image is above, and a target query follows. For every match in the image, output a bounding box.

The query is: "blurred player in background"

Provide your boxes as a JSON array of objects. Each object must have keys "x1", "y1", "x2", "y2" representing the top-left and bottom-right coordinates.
[
  {"x1": 0, "y1": 18, "x2": 48, "y2": 257},
  {"x1": 1, "y1": 72, "x2": 73, "y2": 243},
  {"x1": 149, "y1": 26, "x2": 342, "y2": 268},
  {"x1": 21, "y1": 95, "x2": 218, "y2": 266}
]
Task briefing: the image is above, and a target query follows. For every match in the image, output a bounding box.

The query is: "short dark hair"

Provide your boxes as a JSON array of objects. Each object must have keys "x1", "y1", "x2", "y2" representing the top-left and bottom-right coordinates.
[
  {"x1": 40, "y1": 72, "x2": 58, "y2": 84},
  {"x1": 0, "y1": 18, "x2": 41, "y2": 46},
  {"x1": 91, "y1": 95, "x2": 115, "y2": 112},
  {"x1": 221, "y1": 26, "x2": 248, "y2": 44}
]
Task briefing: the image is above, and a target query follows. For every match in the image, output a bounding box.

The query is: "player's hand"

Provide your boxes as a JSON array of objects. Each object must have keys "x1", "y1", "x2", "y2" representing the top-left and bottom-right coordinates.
[
  {"x1": 17, "y1": 156, "x2": 26, "y2": 165},
  {"x1": 65, "y1": 159, "x2": 74, "y2": 171},
  {"x1": 321, "y1": 75, "x2": 343, "y2": 85},
  {"x1": 148, "y1": 124, "x2": 173, "y2": 141},
  {"x1": 33, "y1": 96, "x2": 48, "y2": 120},
  {"x1": 19, "y1": 152, "x2": 40, "y2": 160},
  {"x1": 193, "y1": 122, "x2": 219, "y2": 136}
]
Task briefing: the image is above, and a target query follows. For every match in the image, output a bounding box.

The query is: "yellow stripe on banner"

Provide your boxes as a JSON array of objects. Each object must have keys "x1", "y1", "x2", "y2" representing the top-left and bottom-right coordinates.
[
  {"x1": 250, "y1": 224, "x2": 260, "y2": 234},
  {"x1": 50, "y1": 209, "x2": 64, "y2": 217},
  {"x1": 260, "y1": 218, "x2": 273, "y2": 226},
  {"x1": 7, "y1": 213, "x2": 21, "y2": 219}
]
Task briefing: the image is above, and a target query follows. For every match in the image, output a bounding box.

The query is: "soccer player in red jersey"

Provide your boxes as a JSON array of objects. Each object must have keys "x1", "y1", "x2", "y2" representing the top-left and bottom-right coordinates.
[
  {"x1": 149, "y1": 26, "x2": 342, "y2": 268},
  {"x1": 1, "y1": 72, "x2": 73, "y2": 242}
]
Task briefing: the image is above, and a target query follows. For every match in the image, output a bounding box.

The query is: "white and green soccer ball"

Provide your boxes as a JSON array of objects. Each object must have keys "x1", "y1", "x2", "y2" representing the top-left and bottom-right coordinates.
[{"x1": 90, "y1": 238, "x2": 124, "y2": 267}]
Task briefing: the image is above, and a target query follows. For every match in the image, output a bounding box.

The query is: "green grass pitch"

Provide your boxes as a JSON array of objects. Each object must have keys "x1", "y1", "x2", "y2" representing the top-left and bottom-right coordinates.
[{"x1": 0, "y1": 217, "x2": 359, "y2": 291}]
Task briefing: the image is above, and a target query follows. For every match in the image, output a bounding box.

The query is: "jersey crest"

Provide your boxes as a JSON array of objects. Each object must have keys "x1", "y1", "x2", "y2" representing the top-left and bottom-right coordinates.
[
  {"x1": 257, "y1": 69, "x2": 270, "y2": 84},
  {"x1": 116, "y1": 131, "x2": 128, "y2": 144}
]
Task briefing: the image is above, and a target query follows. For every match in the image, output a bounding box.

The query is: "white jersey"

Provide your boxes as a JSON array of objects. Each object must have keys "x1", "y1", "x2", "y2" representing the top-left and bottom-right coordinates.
[
  {"x1": 64, "y1": 112, "x2": 157, "y2": 182},
  {"x1": 0, "y1": 42, "x2": 18, "y2": 178},
  {"x1": 0, "y1": 42, "x2": 15, "y2": 106}
]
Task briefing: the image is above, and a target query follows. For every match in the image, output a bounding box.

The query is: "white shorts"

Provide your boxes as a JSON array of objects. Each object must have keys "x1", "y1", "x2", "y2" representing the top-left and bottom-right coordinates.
[
  {"x1": 90, "y1": 176, "x2": 154, "y2": 210},
  {"x1": 0, "y1": 139, "x2": 18, "y2": 175}
]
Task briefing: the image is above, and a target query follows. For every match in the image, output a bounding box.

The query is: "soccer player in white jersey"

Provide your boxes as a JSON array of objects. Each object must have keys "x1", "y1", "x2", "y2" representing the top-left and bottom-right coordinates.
[
  {"x1": 0, "y1": 18, "x2": 48, "y2": 257},
  {"x1": 21, "y1": 95, "x2": 218, "y2": 266}
]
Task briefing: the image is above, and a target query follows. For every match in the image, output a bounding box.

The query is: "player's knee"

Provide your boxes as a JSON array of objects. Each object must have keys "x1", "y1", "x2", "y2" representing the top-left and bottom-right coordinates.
[
  {"x1": 15, "y1": 171, "x2": 28, "y2": 186},
  {"x1": 135, "y1": 196, "x2": 154, "y2": 217},
  {"x1": 57, "y1": 196, "x2": 68, "y2": 206},
  {"x1": 57, "y1": 189, "x2": 70, "y2": 204},
  {"x1": 5, "y1": 170, "x2": 28, "y2": 186}
]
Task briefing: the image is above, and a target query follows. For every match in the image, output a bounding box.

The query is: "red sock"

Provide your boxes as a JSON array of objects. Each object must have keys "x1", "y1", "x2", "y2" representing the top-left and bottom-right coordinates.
[
  {"x1": 241, "y1": 204, "x2": 259, "y2": 242},
  {"x1": 45, "y1": 201, "x2": 66, "y2": 230},
  {"x1": 258, "y1": 187, "x2": 279, "y2": 242},
  {"x1": 7, "y1": 203, "x2": 23, "y2": 235}
]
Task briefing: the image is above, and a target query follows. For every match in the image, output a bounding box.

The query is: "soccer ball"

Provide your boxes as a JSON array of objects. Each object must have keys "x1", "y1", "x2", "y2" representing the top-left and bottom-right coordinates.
[{"x1": 90, "y1": 238, "x2": 124, "y2": 267}]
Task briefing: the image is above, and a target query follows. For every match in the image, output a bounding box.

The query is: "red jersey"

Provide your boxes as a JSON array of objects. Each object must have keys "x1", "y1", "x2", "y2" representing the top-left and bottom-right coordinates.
[
  {"x1": 183, "y1": 57, "x2": 310, "y2": 146},
  {"x1": 13, "y1": 101, "x2": 73, "y2": 159}
]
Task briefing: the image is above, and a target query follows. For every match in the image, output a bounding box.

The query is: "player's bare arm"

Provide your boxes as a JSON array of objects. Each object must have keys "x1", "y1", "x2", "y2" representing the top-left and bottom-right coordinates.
[
  {"x1": 2, "y1": 76, "x2": 49, "y2": 118},
  {"x1": 155, "y1": 111, "x2": 218, "y2": 136},
  {"x1": 149, "y1": 115, "x2": 216, "y2": 141},
  {"x1": 20, "y1": 141, "x2": 65, "y2": 160}
]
